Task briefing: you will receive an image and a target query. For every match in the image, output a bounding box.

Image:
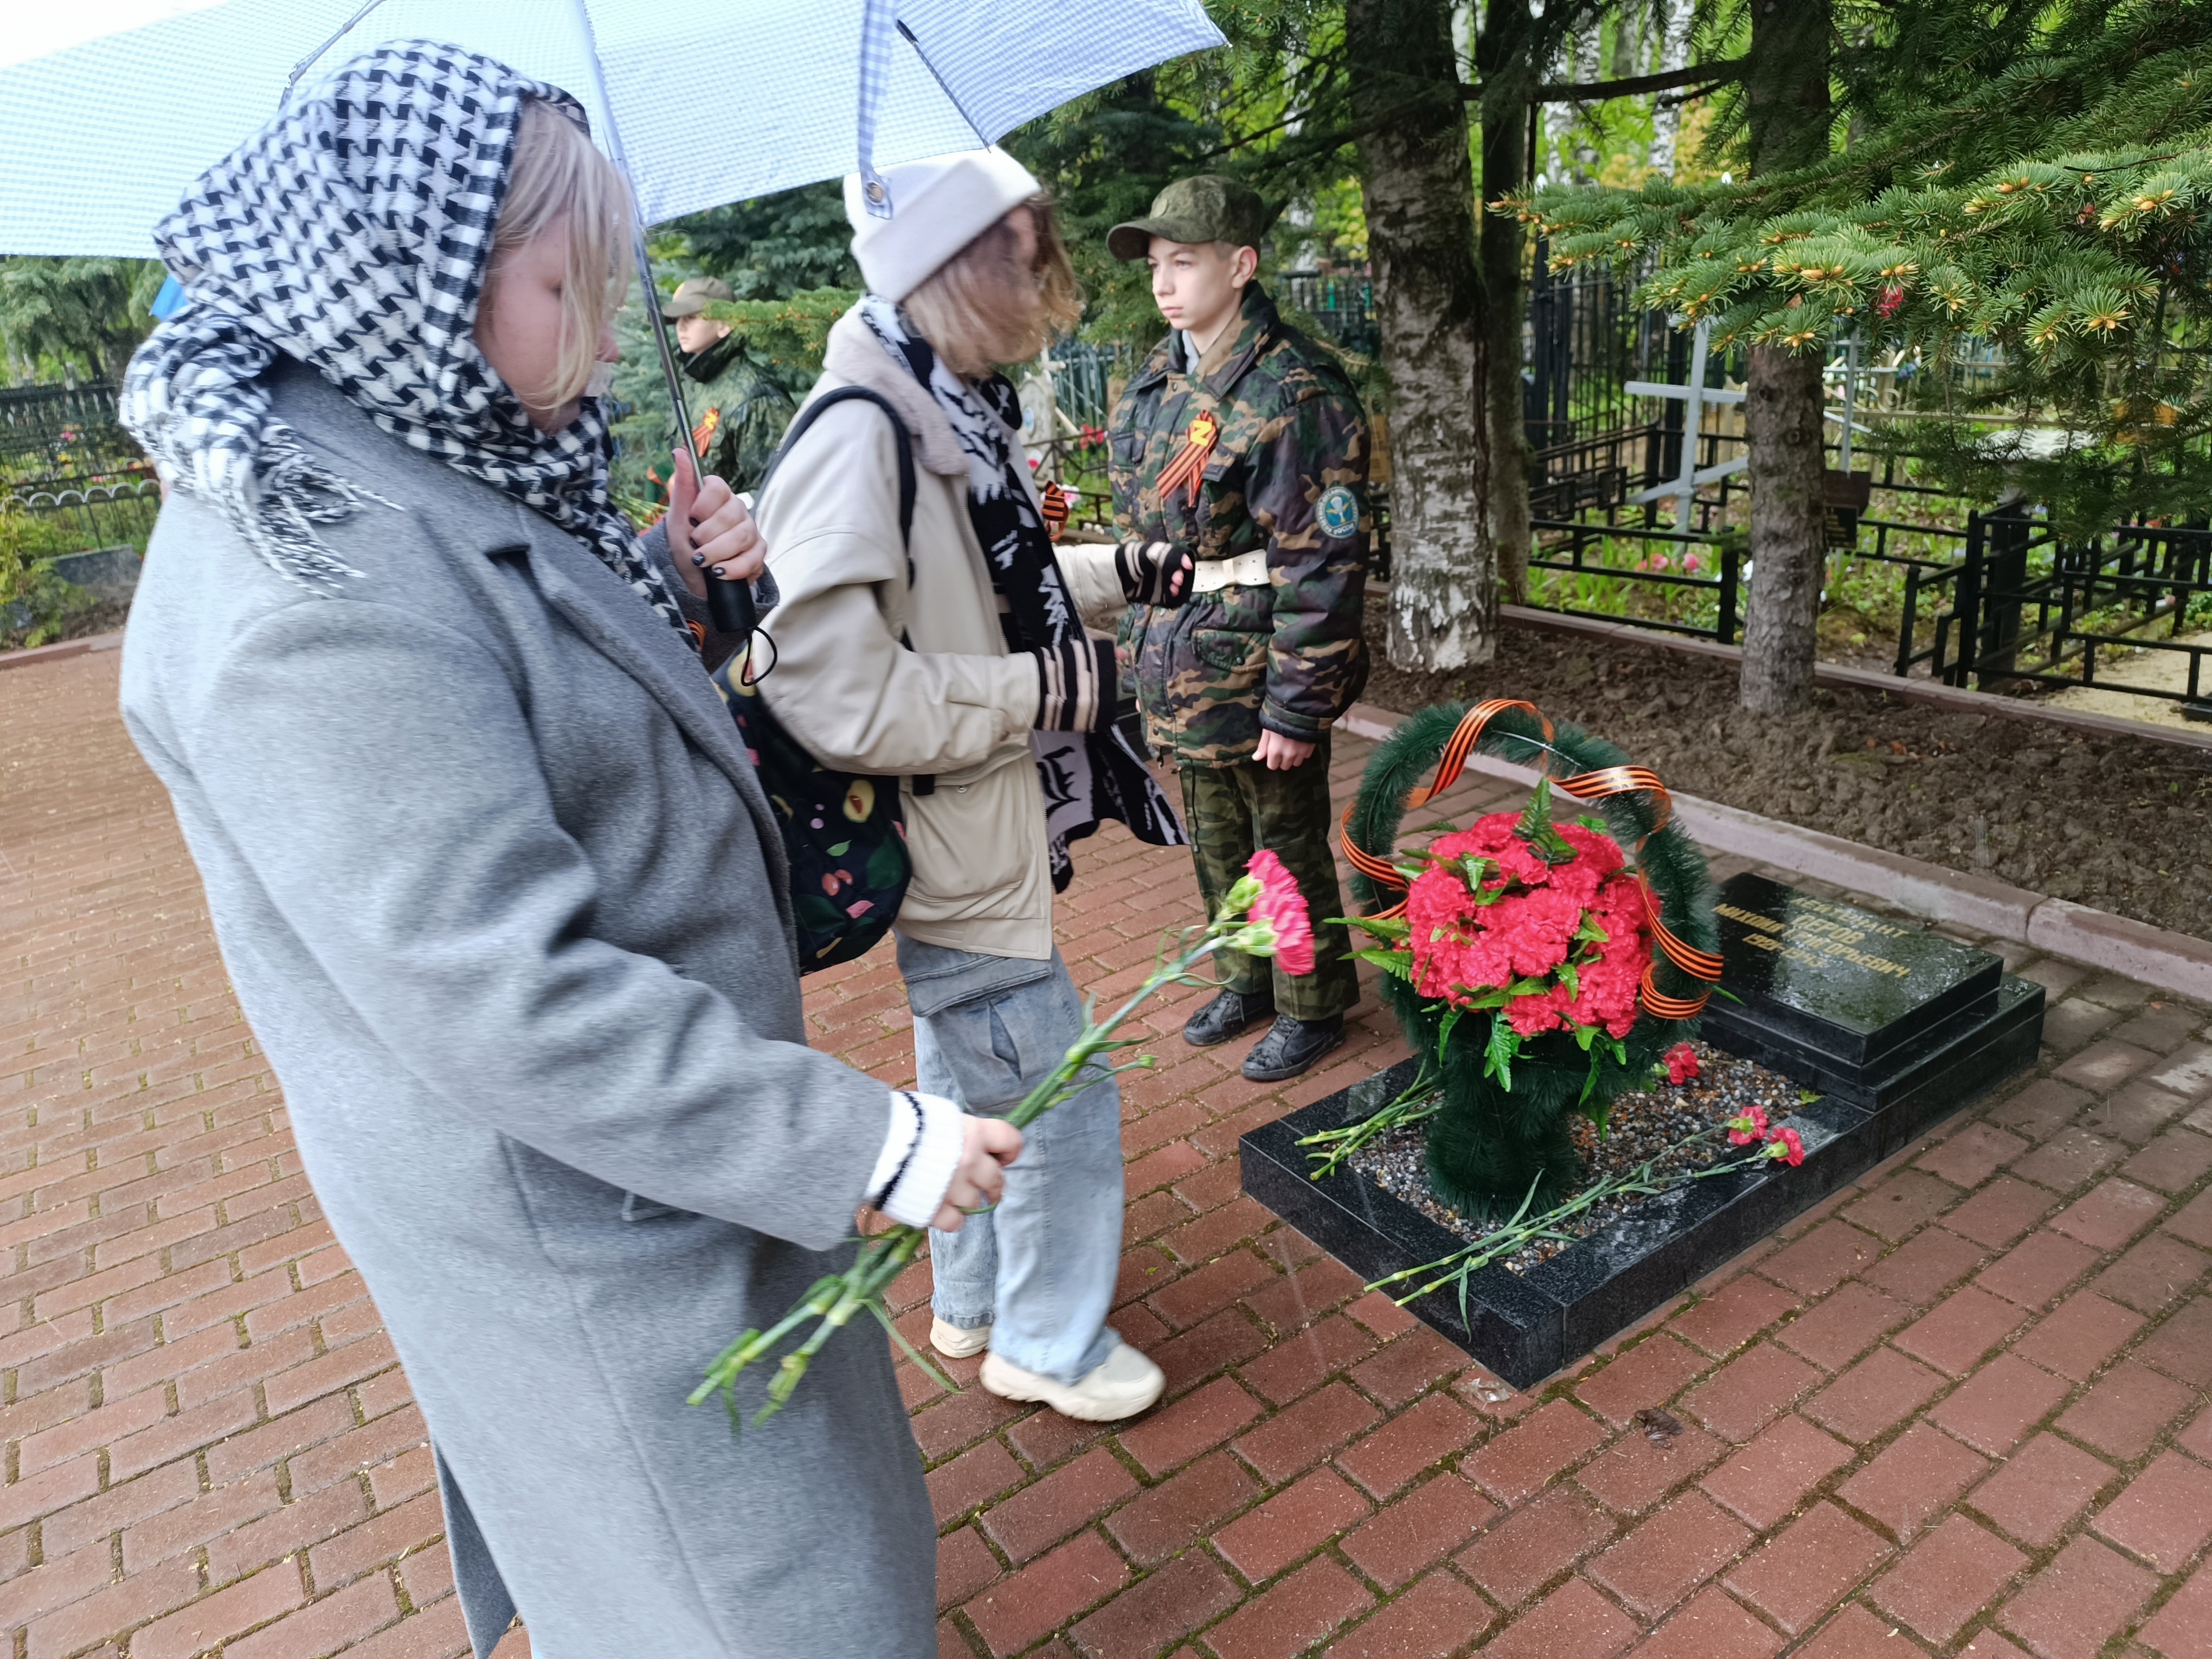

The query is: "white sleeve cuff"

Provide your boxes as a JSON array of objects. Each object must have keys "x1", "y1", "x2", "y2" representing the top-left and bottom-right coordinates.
[{"x1": 868, "y1": 1090, "x2": 967, "y2": 1229}]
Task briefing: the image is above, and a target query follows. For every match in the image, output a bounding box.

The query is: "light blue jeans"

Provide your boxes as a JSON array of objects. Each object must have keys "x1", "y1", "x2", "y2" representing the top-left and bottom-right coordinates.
[{"x1": 899, "y1": 936, "x2": 1124, "y2": 1385}]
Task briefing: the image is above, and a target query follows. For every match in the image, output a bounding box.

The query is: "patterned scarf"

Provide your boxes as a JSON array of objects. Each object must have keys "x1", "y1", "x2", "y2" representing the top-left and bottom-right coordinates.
[
  {"x1": 118, "y1": 41, "x2": 690, "y2": 642},
  {"x1": 857, "y1": 296, "x2": 1184, "y2": 885}
]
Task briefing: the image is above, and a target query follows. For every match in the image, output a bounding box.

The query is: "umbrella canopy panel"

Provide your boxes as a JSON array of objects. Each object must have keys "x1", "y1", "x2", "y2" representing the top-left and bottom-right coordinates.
[{"x1": 0, "y1": 0, "x2": 1221, "y2": 255}]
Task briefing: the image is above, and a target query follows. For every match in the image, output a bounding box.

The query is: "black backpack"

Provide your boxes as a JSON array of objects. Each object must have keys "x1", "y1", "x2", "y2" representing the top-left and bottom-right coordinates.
[{"x1": 711, "y1": 388, "x2": 918, "y2": 973}]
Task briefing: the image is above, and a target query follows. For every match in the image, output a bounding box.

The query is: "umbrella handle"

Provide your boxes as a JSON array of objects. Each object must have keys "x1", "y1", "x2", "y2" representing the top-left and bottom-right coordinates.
[{"x1": 708, "y1": 573, "x2": 757, "y2": 640}]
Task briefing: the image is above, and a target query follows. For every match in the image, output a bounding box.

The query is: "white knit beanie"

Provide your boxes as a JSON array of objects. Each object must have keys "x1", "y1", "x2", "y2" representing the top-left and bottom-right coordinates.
[{"x1": 844, "y1": 147, "x2": 1043, "y2": 302}]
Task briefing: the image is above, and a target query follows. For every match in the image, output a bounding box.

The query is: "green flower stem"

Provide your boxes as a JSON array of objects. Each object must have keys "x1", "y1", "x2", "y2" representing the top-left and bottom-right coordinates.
[
  {"x1": 695, "y1": 910, "x2": 1249, "y2": 1426},
  {"x1": 1368, "y1": 1129, "x2": 1780, "y2": 1309},
  {"x1": 1295, "y1": 1058, "x2": 1444, "y2": 1181}
]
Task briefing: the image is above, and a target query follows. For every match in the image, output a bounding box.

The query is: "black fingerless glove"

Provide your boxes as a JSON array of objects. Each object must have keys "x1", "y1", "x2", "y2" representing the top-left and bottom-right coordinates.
[
  {"x1": 1115, "y1": 539, "x2": 1196, "y2": 608},
  {"x1": 1031, "y1": 638, "x2": 1118, "y2": 733}
]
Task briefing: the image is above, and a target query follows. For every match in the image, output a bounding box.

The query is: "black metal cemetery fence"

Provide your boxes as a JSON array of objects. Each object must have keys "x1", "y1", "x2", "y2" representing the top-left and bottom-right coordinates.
[
  {"x1": 1528, "y1": 425, "x2": 1745, "y2": 523},
  {"x1": 5, "y1": 471, "x2": 162, "y2": 555},
  {"x1": 1277, "y1": 270, "x2": 1378, "y2": 358},
  {"x1": 1528, "y1": 517, "x2": 1745, "y2": 642},
  {"x1": 1931, "y1": 516, "x2": 2212, "y2": 712},
  {"x1": 0, "y1": 381, "x2": 125, "y2": 470},
  {"x1": 2, "y1": 380, "x2": 162, "y2": 563},
  {"x1": 1522, "y1": 246, "x2": 1674, "y2": 453},
  {"x1": 1047, "y1": 340, "x2": 1121, "y2": 434},
  {"x1": 1517, "y1": 472, "x2": 2212, "y2": 716}
]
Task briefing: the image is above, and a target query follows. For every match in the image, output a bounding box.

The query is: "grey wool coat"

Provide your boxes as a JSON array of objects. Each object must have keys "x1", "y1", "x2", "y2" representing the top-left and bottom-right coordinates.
[{"x1": 118, "y1": 363, "x2": 935, "y2": 1659}]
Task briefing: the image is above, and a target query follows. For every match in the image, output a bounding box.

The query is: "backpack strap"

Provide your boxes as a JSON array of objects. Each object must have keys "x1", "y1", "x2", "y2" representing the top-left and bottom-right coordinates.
[
  {"x1": 762, "y1": 385, "x2": 917, "y2": 573},
  {"x1": 760, "y1": 384, "x2": 933, "y2": 790}
]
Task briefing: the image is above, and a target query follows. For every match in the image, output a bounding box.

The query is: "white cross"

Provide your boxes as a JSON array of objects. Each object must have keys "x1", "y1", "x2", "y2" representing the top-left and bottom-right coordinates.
[
  {"x1": 1625, "y1": 323, "x2": 1879, "y2": 531},
  {"x1": 1824, "y1": 333, "x2": 1881, "y2": 470},
  {"x1": 1624, "y1": 319, "x2": 1746, "y2": 531}
]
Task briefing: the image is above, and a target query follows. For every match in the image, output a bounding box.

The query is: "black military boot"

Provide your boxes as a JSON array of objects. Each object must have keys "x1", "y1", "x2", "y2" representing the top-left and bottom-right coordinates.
[
  {"x1": 1241, "y1": 1014, "x2": 1346, "y2": 1082},
  {"x1": 1182, "y1": 988, "x2": 1275, "y2": 1047}
]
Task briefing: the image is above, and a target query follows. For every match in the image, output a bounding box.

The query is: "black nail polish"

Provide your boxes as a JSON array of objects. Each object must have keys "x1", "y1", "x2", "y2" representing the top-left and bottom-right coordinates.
[{"x1": 691, "y1": 552, "x2": 704, "y2": 566}]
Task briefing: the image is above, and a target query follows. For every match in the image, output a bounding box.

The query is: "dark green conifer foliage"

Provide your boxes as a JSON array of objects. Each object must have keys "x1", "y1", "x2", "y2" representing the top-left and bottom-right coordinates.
[
  {"x1": 663, "y1": 181, "x2": 859, "y2": 300},
  {"x1": 1518, "y1": 0, "x2": 2212, "y2": 532},
  {"x1": 0, "y1": 257, "x2": 165, "y2": 383}
]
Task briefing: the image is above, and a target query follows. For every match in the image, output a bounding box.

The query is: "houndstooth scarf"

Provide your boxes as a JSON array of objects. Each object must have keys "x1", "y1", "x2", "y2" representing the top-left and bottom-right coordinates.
[
  {"x1": 118, "y1": 41, "x2": 690, "y2": 642},
  {"x1": 857, "y1": 295, "x2": 1183, "y2": 886}
]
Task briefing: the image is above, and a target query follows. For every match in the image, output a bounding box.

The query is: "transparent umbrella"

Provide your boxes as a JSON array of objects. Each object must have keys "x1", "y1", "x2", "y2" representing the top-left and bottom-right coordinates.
[
  {"x1": 0, "y1": 0, "x2": 1223, "y2": 623},
  {"x1": 0, "y1": 0, "x2": 1221, "y2": 252}
]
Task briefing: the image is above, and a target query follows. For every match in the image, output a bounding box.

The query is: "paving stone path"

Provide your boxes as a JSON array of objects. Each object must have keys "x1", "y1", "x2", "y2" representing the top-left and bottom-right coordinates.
[{"x1": 0, "y1": 650, "x2": 2207, "y2": 1659}]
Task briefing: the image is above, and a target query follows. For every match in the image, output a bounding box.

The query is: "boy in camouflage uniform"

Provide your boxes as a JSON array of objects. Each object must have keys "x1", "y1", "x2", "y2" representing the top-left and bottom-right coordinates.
[
  {"x1": 650, "y1": 276, "x2": 795, "y2": 498},
  {"x1": 1105, "y1": 177, "x2": 1370, "y2": 1081}
]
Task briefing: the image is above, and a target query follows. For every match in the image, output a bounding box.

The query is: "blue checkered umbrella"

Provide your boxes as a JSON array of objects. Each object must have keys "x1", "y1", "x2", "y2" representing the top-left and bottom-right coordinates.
[
  {"x1": 0, "y1": 0, "x2": 1223, "y2": 255},
  {"x1": 2, "y1": 0, "x2": 1222, "y2": 638}
]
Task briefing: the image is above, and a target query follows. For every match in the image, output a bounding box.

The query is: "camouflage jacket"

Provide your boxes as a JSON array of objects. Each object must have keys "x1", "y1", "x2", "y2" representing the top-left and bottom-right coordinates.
[
  {"x1": 647, "y1": 334, "x2": 795, "y2": 498},
  {"x1": 1109, "y1": 283, "x2": 1370, "y2": 766}
]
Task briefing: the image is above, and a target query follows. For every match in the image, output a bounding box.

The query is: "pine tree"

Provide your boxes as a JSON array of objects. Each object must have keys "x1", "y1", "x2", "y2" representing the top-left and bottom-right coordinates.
[
  {"x1": 1519, "y1": 0, "x2": 2212, "y2": 545},
  {"x1": 0, "y1": 258, "x2": 164, "y2": 384},
  {"x1": 664, "y1": 181, "x2": 859, "y2": 300},
  {"x1": 1736, "y1": 0, "x2": 1833, "y2": 717}
]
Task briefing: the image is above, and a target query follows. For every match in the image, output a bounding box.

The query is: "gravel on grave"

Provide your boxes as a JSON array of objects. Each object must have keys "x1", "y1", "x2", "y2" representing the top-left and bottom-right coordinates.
[
  {"x1": 1346, "y1": 1038, "x2": 1807, "y2": 1272},
  {"x1": 1358, "y1": 603, "x2": 2212, "y2": 941}
]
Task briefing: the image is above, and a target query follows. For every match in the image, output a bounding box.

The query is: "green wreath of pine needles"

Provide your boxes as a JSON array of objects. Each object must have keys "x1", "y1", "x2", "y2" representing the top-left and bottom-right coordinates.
[{"x1": 1343, "y1": 702, "x2": 1720, "y2": 1219}]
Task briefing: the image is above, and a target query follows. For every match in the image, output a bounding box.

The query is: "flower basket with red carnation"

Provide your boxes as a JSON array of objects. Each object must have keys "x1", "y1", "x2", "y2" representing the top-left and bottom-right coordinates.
[{"x1": 1338, "y1": 700, "x2": 1722, "y2": 1221}]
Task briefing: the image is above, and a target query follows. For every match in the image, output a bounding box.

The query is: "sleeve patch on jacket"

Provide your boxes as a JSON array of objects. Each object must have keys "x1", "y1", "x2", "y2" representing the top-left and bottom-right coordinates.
[{"x1": 1316, "y1": 486, "x2": 1360, "y2": 539}]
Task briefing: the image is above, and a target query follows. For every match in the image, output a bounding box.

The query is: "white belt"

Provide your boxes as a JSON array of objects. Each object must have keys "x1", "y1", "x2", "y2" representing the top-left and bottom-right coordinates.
[{"x1": 1189, "y1": 550, "x2": 1269, "y2": 592}]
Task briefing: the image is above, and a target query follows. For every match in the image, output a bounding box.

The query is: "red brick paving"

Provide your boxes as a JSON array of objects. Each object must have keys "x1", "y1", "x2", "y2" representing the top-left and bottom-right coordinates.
[
  {"x1": 1966, "y1": 1432, "x2": 2112, "y2": 1547},
  {"x1": 3, "y1": 653, "x2": 2210, "y2": 1659},
  {"x1": 2139, "y1": 1563, "x2": 2212, "y2": 1659},
  {"x1": 1699, "y1": 1413, "x2": 1853, "y2": 1530},
  {"x1": 1723, "y1": 1501, "x2": 1889, "y2": 1635}
]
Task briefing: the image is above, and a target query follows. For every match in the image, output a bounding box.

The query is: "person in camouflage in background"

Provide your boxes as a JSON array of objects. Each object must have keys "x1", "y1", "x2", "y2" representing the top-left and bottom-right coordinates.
[
  {"x1": 648, "y1": 276, "x2": 795, "y2": 499},
  {"x1": 1106, "y1": 176, "x2": 1370, "y2": 1082}
]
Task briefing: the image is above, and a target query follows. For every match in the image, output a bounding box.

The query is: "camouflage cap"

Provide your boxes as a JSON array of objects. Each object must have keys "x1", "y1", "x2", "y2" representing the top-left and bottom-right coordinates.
[
  {"x1": 1108, "y1": 176, "x2": 1272, "y2": 262},
  {"x1": 660, "y1": 275, "x2": 735, "y2": 319}
]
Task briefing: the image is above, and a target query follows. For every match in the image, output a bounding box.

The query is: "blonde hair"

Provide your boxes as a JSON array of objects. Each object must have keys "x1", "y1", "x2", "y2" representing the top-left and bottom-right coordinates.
[
  {"x1": 901, "y1": 194, "x2": 1083, "y2": 379},
  {"x1": 484, "y1": 99, "x2": 632, "y2": 409}
]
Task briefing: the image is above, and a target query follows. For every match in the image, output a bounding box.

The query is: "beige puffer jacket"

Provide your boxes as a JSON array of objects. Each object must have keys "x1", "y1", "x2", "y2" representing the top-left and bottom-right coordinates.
[{"x1": 750, "y1": 308, "x2": 1122, "y2": 960}]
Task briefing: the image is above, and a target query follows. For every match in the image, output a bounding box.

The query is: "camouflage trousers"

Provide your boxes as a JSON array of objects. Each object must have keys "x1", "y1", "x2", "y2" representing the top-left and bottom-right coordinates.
[{"x1": 1178, "y1": 740, "x2": 1360, "y2": 1022}]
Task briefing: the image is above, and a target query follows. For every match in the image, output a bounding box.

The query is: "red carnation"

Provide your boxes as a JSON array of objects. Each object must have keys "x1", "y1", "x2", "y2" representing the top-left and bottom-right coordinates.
[
  {"x1": 1399, "y1": 792, "x2": 1654, "y2": 1050},
  {"x1": 1244, "y1": 850, "x2": 1316, "y2": 976},
  {"x1": 1664, "y1": 1043, "x2": 1700, "y2": 1085},
  {"x1": 1765, "y1": 1126, "x2": 1806, "y2": 1167}
]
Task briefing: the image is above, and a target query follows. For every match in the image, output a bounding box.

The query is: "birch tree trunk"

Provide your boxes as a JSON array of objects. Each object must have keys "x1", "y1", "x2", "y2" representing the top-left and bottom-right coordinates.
[
  {"x1": 1480, "y1": 0, "x2": 1535, "y2": 603},
  {"x1": 1347, "y1": 0, "x2": 1494, "y2": 672},
  {"x1": 1648, "y1": 0, "x2": 1688, "y2": 178},
  {"x1": 1737, "y1": 0, "x2": 1833, "y2": 715}
]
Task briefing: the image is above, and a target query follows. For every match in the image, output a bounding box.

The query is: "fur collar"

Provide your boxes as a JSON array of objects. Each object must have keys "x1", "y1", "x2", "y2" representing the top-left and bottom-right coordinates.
[{"x1": 820, "y1": 307, "x2": 968, "y2": 477}]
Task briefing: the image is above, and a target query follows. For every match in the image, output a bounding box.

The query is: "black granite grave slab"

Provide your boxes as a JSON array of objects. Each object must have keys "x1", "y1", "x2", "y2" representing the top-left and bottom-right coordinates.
[
  {"x1": 1701, "y1": 875, "x2": 2033, "y2": 1110},
  {"x1": 1239, "y1": 879, "x2": 2046, "y2": 1388},
  {"x1": 1242, "y1": 1070, "x2": 1887, "y2": 1388},
  {"x1": 1707, "y1": 873, "x2": 2001, "y2": 1069}
]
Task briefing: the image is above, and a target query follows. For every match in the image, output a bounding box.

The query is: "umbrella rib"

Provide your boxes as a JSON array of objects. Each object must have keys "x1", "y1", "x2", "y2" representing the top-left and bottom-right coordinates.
[
  {"x1": 285, "y1": 0, "x2": 393, "y2": 104},
  {"x1": 561, "y1": 0, "x2": 693, "y2": 473},
  {"x1": 895, "y1": 20, "x2": 991, "y2": 145}
]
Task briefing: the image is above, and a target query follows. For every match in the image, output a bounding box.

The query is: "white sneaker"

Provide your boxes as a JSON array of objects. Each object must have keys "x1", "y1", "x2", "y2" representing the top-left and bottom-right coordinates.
[
  {"x1": 979, "y1": 1339, "x2": 1165, "y2": 1422},
  {"x1": 930, "y1": 1316, "x2": 992, "y2": 1359}
]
